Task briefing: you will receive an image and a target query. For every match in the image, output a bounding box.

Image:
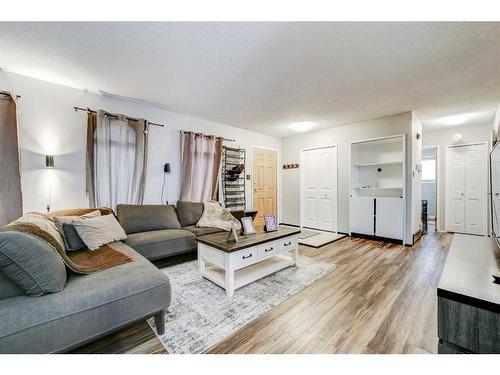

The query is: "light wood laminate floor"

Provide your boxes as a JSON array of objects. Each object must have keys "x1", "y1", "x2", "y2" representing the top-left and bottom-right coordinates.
[{"x1": 73, "y1": 226, "x2": 452, "y2": 354}]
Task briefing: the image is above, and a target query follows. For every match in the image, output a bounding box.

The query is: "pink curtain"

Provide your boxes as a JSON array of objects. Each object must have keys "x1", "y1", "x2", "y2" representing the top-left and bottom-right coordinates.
[{"x1": 179, "y1": 131, "x2": 223, "y2": 202}]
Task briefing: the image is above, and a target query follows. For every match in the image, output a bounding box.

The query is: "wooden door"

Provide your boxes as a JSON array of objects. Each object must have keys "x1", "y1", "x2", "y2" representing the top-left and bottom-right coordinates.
[
  {"x1": 445, "y1": 146, "x2": 466, "y2": 233},
  {"x1": 252, "y1": 148, "x2": 277, "y2": 227},
  {"x1": 464, "y1": 144, "x2": 487, "y2": 235}
]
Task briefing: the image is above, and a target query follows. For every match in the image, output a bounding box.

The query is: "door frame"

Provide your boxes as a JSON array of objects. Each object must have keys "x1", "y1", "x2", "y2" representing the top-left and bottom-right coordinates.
[
  {"x1": 251, "y1": 145, "x2": 280, "y2": 223},
  {"x1": 299, "y1": 144, "x2": 338, "y2": 232},
  {"x1": 422, "y1": 145, "x2": 440, "y2": 230},
  {"x1": 445, "y1": 141, "x2": 488, "y2": 236}
]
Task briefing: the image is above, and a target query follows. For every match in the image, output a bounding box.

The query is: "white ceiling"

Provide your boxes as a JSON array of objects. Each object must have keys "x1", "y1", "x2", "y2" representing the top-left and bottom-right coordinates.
[{"x1": 1, "y1": 22, "x2": 500, "y2": 137}]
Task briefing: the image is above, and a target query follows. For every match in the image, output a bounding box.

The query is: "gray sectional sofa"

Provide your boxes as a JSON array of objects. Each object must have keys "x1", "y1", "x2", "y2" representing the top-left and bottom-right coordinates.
[{"x1": 0, "y1": 201, "x2": 223, "y2": 353}]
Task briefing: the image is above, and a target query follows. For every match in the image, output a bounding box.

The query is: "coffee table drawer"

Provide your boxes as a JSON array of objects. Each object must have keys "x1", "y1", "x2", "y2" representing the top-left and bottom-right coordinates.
[
  {"x1": 231, "y1": 247, "x2": 258, "y2": 269},
  {"x1": 278, "y1": 236, "x2": 298, "y2": 253},
  {"x1": 258, "y1": 241, "x2": 278, "y2": 259}
]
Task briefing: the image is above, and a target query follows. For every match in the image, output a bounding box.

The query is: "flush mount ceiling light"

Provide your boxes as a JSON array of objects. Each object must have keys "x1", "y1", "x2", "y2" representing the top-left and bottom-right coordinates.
[
  {"x1": 288, "y1": 122, "x2": 315, "y2": 132},
  {"x1": 441, "y1": 113, "x2": 472, "y2": 126}
]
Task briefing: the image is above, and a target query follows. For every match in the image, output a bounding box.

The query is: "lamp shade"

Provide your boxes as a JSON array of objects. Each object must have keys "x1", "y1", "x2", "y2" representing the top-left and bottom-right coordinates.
[{"x1": 45, "y1": 155, "x2": 54, "y2": 169}]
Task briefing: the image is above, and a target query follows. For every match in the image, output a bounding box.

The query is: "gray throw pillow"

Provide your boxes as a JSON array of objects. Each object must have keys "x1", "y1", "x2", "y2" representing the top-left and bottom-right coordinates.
[
  {"x1": 116, "y1": 204, "x2": 181, "y2": 234},
  {"x1": 73, "y1": 214, "x2": 127, "y2": 250},
  {"x1": 0, "y1": 231, "x2": 67, "y2": 296},
  {"x1": 176, "y1": 200, "x2": 204, "y2": 227},
  {"x1": 53, "y1": 210, "x2": 101, "y2": 250}
]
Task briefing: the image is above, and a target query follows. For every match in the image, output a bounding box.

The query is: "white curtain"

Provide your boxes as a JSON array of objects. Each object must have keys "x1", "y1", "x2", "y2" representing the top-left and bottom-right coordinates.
[
  {"x1": 179, "y1": 131, "x2": 223, "y2": 202},
  {"x1": 93, "y1": 110, "x2": 148, "y2": 209}
]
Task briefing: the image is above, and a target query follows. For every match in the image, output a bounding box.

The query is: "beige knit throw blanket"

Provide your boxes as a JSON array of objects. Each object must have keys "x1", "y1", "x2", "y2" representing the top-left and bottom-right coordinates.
[
  {"x1": 197, "y1": 201, "x2": 242, "y2": 231},
  {"x1": 5, "y1": 212, "x2": 133, "y2": 274}
]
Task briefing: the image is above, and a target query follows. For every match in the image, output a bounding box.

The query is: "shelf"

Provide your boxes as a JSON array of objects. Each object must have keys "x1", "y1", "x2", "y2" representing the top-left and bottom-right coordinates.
[
  {"x1": 353, "y1": 160, "x2": 403, "y2": 167},
  {"x1": 354, "y1": 187, "x2": 402, "y2": 191}
]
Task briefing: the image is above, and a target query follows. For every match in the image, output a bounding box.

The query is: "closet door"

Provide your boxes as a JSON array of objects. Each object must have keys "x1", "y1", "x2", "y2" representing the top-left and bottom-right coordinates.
[
  {"x1": 302, "y1": 149, "x2": 319, "y2": 229},
  {"x1": 375, "y1": 198, "x2": 404, "y2": 240},
  {"x1": 301, "y1": 146, "x2": 337, "y2": 231},
  {"x1": 446, "y1": 146, "x2": 466, "y2": 233},
  {"x1": 350, "y1": 197, "x2": 375, "y2": 235},
  {"x1": 317, "y1": 147, "x2": 337, "y2": 231},
  {"x1": 464, "y1": 144, "x2": 487, "y2": 235}
]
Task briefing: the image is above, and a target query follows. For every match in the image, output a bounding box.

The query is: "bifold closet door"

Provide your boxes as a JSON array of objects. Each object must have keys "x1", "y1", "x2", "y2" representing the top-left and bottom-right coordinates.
[
  {"x1": 301, "y1": 146, "x2": 337, "y2": 231},
  {"x1": 445, "y1": 144, "x2": 487, "y2": 235}
]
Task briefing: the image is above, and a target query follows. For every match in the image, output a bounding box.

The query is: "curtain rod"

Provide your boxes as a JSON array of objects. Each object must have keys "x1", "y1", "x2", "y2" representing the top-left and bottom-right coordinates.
[
  {"x1": 181, "y1": 131, "x2": 235, "y2": 142},
  {"x1": 73, "y1": 106, "x2": 165, "y2": 127}
]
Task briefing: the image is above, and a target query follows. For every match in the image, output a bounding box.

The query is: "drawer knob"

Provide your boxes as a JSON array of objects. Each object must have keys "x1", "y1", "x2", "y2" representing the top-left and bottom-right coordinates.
[{"x1": 242, "y1": 254, "x2": 253, "y2": 260}]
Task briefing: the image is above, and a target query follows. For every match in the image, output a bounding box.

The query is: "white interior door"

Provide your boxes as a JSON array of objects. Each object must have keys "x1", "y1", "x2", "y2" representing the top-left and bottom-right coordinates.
[
  {"x1": 446, "y1": 146, "x2": 466, "y2": 233},
  {"x1": 491, "y1": 146, "x2": 500, "y2": 236},
  {"x1": 301, "y1": 146, "x2": 337, "y2": 231},
  {"x1": 464, "y1": 144, "x2": 487, "y2": 235},
  {"x1": 445, "y1": 144, "x2": 487, "y2": 235}
]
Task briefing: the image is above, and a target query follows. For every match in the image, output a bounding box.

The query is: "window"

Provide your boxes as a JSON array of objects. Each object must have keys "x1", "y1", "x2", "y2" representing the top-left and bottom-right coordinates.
[{"x1": 422, "y1": 159, "x2": 436, "y2": 181}]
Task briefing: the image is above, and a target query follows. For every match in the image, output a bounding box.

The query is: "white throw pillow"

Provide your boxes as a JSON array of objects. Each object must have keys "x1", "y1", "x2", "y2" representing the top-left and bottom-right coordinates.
[{"x1": 72, "y1": 214, "x2": 127, "y2": 250}]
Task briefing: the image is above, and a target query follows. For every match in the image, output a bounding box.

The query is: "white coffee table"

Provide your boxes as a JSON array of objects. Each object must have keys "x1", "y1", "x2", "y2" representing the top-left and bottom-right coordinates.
[{"x1": 196, "y1": 227, "x2": 300, "y2": 297}]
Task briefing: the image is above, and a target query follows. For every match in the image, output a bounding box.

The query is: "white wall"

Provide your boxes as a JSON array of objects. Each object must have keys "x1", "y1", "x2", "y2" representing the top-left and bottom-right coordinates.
[
  {"x1": 422, "y1": 122, "x2": 492, "y2": 232},
  {"x1": 1, "y1": 72, "x2": 282, "y2": 215},
  {"x1": 281, "y1": 111, "x2": 418, "y2": 242},
  {"x1": 411, "y1": 113, "x2": 423, "y2": 237}
]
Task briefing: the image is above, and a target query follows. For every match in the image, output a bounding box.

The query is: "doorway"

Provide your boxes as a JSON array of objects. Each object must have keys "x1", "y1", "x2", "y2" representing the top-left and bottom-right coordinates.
[
  {"x1": 300, "y1": 145, "x2": 338, "y2": 232},
  {"x1": 422, "y1": 146, "x2": 438, "y2": 229},
  {"x1": 252, "y1": 147, "x2": 278, "y2": 227}
]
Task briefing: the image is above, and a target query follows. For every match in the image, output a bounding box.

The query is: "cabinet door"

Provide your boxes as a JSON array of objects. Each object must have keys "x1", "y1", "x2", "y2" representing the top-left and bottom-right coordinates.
[
  {"x1": 376, "y1": 197, "x2": 404, "y2": 240},
  {"x1": 350, "y1": 197, "x2": 374, "y2": 235}
]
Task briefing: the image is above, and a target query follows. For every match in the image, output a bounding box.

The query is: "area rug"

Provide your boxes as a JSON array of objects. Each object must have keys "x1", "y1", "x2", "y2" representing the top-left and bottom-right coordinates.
[
  {"x1": 148, "y1": 255, "x2": 336, "y2": 354},
  {"x1": 299, "y1": 232, "x2": 347, "y2": 248},
  {"x1": 298, "y1": 229, "x2": 320, "y2": 239}
]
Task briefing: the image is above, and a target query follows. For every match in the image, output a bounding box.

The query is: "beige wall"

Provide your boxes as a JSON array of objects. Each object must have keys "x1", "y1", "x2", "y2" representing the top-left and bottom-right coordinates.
[
  {"x1": 281, "y1": 111, "x2": 419, "y2": 242},
  {"x1": 422, "y1": 122, "x2": 493, "y2": 232}
]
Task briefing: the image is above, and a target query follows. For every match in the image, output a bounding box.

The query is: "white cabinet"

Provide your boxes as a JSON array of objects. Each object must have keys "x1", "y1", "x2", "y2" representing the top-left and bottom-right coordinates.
[
  {"x1": 376, "y1": 197, "x2": 404, "y2": 240},
  {"x1": 350, "y1": 135, "x2": 406, "y2": 243},
  {"x1": 350, "y1": 197, "x2": 375, "y2": 235},
  {"x1": 445, "y1": 143, "x2": 487, "y2": 236}
]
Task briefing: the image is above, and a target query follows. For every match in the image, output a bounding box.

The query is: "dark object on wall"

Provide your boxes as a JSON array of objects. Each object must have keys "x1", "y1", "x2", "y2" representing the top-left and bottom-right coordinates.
[
  {"x1": 163, "y1": 163, "x2": 171, "y2": 173},
  {"x1": 46, "y1": 155, "x2": 54, "y2": 169},
  {"x1": 283, "y1": 163, "x2": 299, "y2": 169},
  {"x1": 222, "y1": 146, "x2": 246, "y2": 211},
  {"x1": 422, "y1": 200, "x2": 428, "y2": 235}
]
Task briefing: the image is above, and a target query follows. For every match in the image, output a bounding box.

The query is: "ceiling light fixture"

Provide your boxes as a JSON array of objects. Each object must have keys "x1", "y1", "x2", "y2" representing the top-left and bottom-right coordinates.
[
  {"x1": 288, "y1": 122, "x2": 315, "y2": 132},
  {"x1": 441, "y1": 113, "x2": 472, "y2": 126}
]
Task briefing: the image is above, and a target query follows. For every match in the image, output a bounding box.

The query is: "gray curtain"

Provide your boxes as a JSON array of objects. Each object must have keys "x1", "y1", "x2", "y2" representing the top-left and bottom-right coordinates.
[
  {"x1": 179, "y1": 131, "x2": 223, "y2": 202},
  {"x1": 86, "y1": 110, "x2": 148, "y2": 210},
  {"x1": 0, "y1": 93, "x2": 22, "y2": 226}
]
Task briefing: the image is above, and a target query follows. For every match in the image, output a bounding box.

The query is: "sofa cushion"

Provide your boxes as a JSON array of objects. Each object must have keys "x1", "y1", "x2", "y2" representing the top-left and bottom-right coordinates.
[
  {"x1": 0, "y1": 271, "x2": 23, "y2": 300},
  {"x1": 53, "y1": 210, "x2": 101, "y2": 250},
  {"x1": 176, "y1": 201, "x2": 204, "y2": 227},
  {"x1": 182, "y1": 225, "x2": 224, "y2": 237},
  {"x1": 0, "y1": 231, "x2": 67, "y2": 296},
  {"x1": 124, "y1": 229, "x2": 196, "y2": 260},
  {"x1": 0, "y1": 242, "x2": 171, "y2": 353},
  {"x1": 116, "y1": 204, "x2": 181, "y2": 234},
  {"x1": 73, "y1": 214, "x2": 127, "y2": 250}
]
